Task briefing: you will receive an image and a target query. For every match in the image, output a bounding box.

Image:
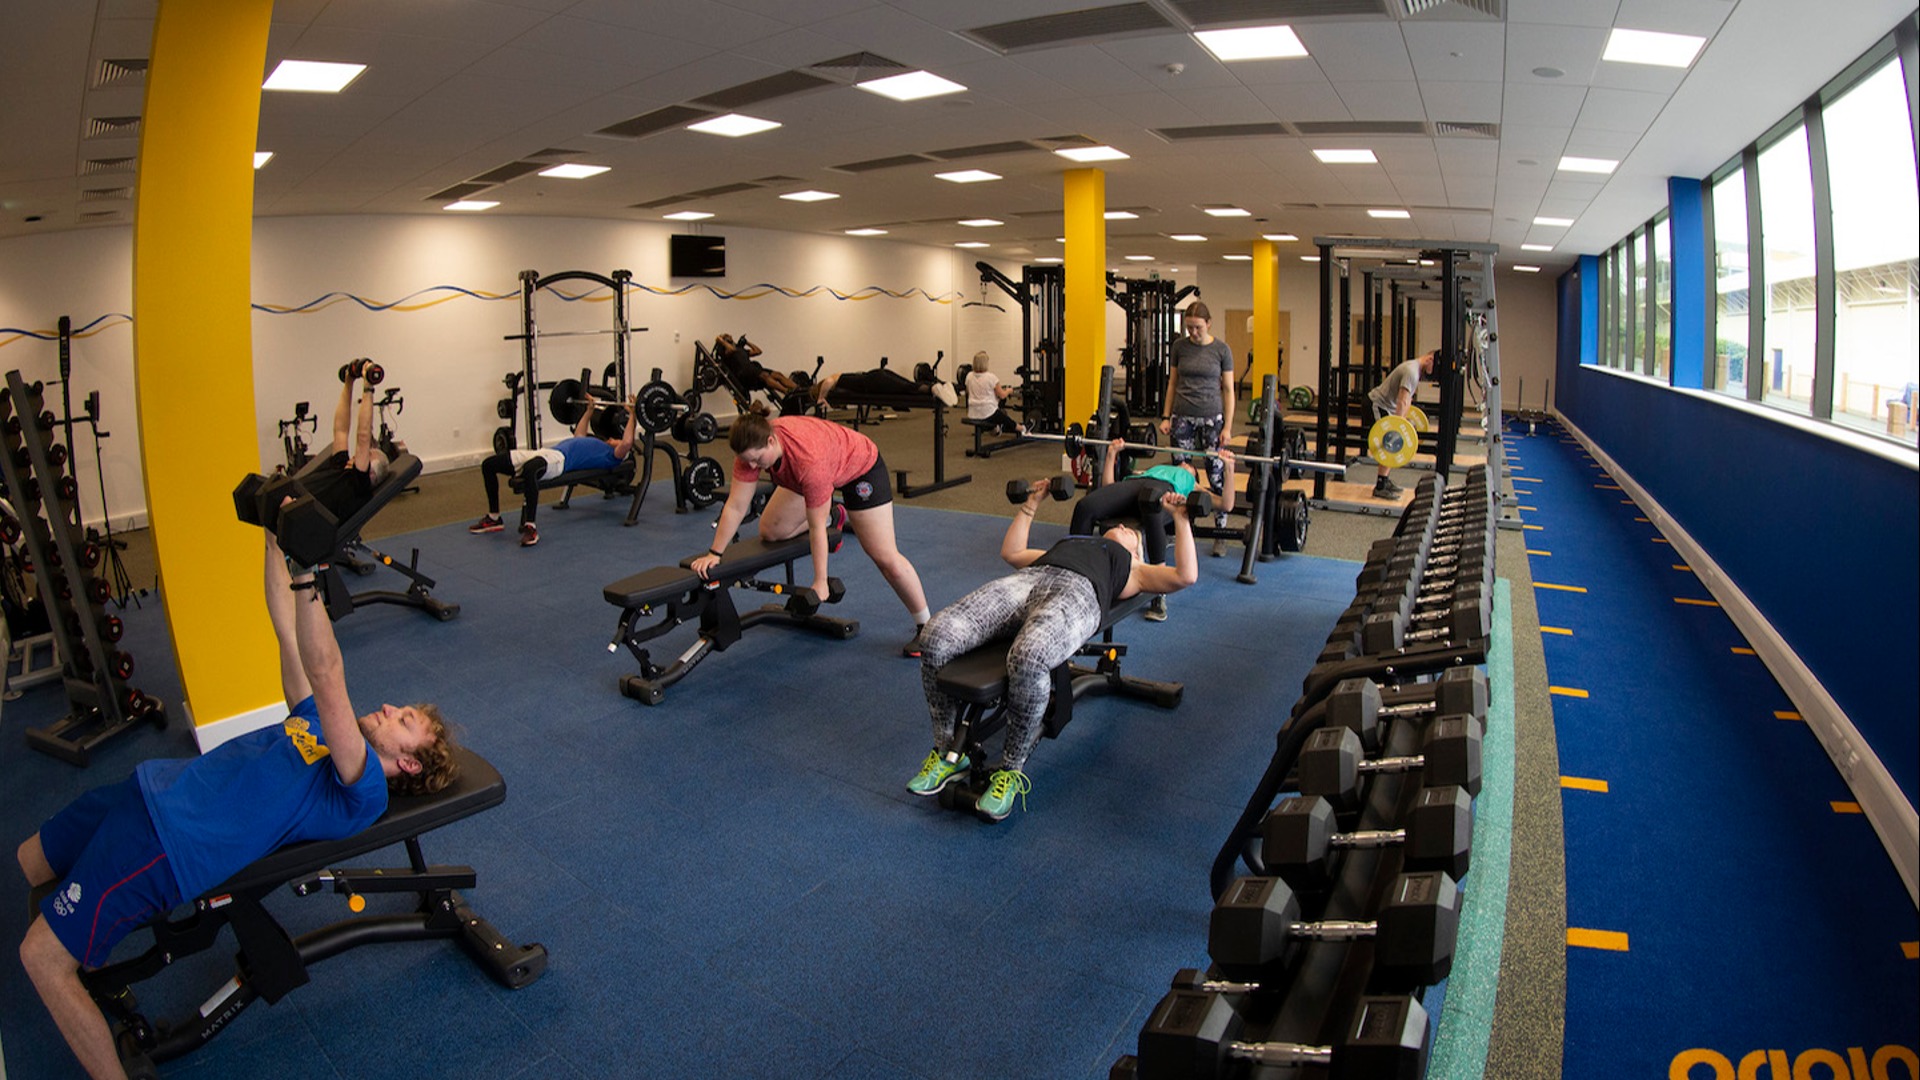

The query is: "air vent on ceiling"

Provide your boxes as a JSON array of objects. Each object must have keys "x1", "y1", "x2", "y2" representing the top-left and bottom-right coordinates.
[
  {"x1": 80, "y1": 188, "x2": 131, "y2": 201},
  {"x1": 1397, "y1": 0, "x2": 1502, "y2": 17},
  {"x1": 631, "y1": 195, "x2": 692, "y2": 209},
  {"x1": 833, "y1": 153, "x2": 935, "y2": 173},
  {"x1": 1154, "y1": 122, "x2": 1291, "y2": 141},
  {"x1": 1293, "y1": 120, "x2": 1426, "y2": 135},
  {"x1": 528, "y1": 147, "x2": 584, "y2": 159},
  {"x1": 691, "y1": 70, "x2": 836, "y2": 110},
  {"x1": 471, "y1": 161, "x2": 544, "y2": 184},
  {"x1": 81, "y1": 210, "x2": 121, "y2": 220},
  {"x1": 1434, "y1": 121, "x2": 1499, "y2": 137},
  {"x1": 428, "y1": 182, "x2": 493, "y2": 202},
  {"x1": 808, "y1": 52, "x2": 911, "y2": 79},
  {"x1": 682, "y1": 182, "x2": 762, "y2": 198},
  {"x1": 926, "y1": 141, "x2": 1041, "y2": 161},
  {"x1": 92, "y1": 58, "x2": 148, "y2": 87},
  {"x1": 81, "y1": 158, "x2": 135, "y2": 175},
  {"x1": 1037, "y1": 134, "x2": 1099, "y2": 148},
  {"x1": 86, "y1": 116, "x2": 141, "y2": 138},
  {"x1": 1169, "y1": 0, "x2": 1391, "y2": 23},
  {"x1": 752, "y1": 174, "x2": 804, "y2": 184},
  {"x1": 965, "y1": 3, "x2": 1176, "y2": 54},
  {"x1": 595, "y1": 105, "x2": 711, "y2": 140}
]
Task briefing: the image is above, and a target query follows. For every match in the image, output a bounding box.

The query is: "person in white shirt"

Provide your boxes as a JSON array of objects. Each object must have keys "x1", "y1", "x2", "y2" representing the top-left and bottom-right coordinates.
[{"x1": 964, "y1": 351, "x2": 1023, "y2": 435}]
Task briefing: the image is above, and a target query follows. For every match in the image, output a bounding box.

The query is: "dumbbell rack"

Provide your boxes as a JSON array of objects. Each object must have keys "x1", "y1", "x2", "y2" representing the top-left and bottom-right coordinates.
[{"x1": 0, "y1": 370, "x2": 164, "y2": 764}]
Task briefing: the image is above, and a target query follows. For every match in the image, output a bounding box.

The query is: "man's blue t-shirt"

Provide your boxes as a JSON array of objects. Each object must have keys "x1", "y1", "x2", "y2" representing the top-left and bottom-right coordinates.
[
  {"x1": 137, "y1": 696, "x2": 388, "y2": 898},
  {"x1": 553, "y1": 435, "x2": 621, "y2": 472}
]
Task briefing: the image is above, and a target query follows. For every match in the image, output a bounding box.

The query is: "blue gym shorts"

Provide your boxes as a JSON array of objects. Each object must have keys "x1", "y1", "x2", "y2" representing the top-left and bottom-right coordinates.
[{"x1": 37, "y1": 774, "x2": 183, "y2": 968}]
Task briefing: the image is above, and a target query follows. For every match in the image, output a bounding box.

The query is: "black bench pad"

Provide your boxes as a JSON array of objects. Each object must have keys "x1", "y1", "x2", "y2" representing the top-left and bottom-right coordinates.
[
  {"x1": 508, "y1": 459, "x2": 635, "y2": 494},
  {"x1": 603, "y1": 566, "x2": 701, "y2": 608},
  {"x1": 933, "y1": 594, "x2": 1150, "y2": 702}
]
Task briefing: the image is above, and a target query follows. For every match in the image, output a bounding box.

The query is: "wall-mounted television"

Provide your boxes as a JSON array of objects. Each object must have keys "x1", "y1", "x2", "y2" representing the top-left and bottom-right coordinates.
[{"x1": 670, "y1": 234, "x2": 726, "y2": 278}]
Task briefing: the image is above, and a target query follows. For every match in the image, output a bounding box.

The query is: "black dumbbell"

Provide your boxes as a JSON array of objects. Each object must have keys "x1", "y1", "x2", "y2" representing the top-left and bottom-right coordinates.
[
  {"x1": 1360, "y1": 595, "x2": 1489, "y2": 653},
  {"x1": 1298, "y1": 718, "x2": 1483, "y2": 804},
  {"x1": 338, "y1": 359, "x2": 384, "y2": 384},
  {"x1": 1261, "y1": 786, "x2": 1473, "y2": 890},
  {"x1": 1209, "y1": 871, "x2": 1461, "y2": 989},
  {"x1": 786, "y1": 578, "x2": 846, "y2": 617},
  {"x1": 1006, "y1": 474, "x2": 1075, "y2": 503},
  {"x1": 1134, "y1": 485, "x2": 1212, "y2": 521},
  {"x1": 1134, "y1": 989, "x2": 1429, "y2": 1080},
  {"x1": 1327, "y1": 667, "x2": 1488, "y2": 749},
  {"x1": 1168, "y1": 967, "x2": 1262, "y2": 996}
]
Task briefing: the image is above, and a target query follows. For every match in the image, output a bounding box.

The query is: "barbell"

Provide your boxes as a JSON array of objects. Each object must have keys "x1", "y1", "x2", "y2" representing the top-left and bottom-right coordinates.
[
  {"x1": 1368, "y1": 414, "x2": 1420, "y2": 469},
  {"x1": 547, "y1": 379, "x2": 632, "y2": 441},
  {"x1": 1024, "y1": 423, "x2": 1288, "y2": 468}
]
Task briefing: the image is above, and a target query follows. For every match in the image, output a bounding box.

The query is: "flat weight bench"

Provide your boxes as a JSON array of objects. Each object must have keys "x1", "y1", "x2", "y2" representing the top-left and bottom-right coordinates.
[
  {"x1": 74, "y1": 746, "x2": 545, "y2": 1078},
  {"x1": 603, "y1": 531, "x2": 858, "y2": 705},
  {"x1": 927, "y1": 594, "x2": 1184, "y2": 816},
  {"x1": 508, "y1": 452, "x2": 646, "y2": 524}
]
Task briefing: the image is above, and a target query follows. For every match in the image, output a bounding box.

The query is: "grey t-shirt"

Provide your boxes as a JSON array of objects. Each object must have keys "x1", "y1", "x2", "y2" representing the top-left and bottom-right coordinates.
[
  {"x1": 1370, "y1": 358, "x2": 1423, "y2": 414},
  {"x1": 1169, "y1": 336, "x2": 1234, "y2": 418}
]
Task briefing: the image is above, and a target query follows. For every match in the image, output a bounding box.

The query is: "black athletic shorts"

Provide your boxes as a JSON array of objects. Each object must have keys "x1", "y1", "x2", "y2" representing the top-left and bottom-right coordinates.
[{"x1": 837, "y1": 454, "x2": 893, "y2": 512}]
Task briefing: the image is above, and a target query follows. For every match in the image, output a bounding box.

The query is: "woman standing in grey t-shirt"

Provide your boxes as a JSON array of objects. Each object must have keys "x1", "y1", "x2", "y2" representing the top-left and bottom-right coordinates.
[{"x1": 1153, "y1": 302, "x2": 1238, "y2": 604}]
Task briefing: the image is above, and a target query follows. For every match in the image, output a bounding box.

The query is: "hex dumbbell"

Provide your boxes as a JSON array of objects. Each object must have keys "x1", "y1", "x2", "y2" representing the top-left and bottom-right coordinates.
[
  {"x1": 1261, "y1": 786, "x2": 1474, "y2": 890},
  {"x1": 1298, "y1": 717, "x2": 1483, "y2": 805},
  {"x1": 1005, "y1": 474, "x2": 1075, "y2": 503},
  {"x1": 1327, "y1": 667, "x2": 1488, "y2": 748},
  {"x1": 1360, "y1": 594, "x2": 1490, "y2": 653},
  {"x1": 1208, "y1": 871, "x2": 1462, "y2": 989},
  {"x1": 1132, "y1": 989, "x2": 1430, "y2": 1080}
]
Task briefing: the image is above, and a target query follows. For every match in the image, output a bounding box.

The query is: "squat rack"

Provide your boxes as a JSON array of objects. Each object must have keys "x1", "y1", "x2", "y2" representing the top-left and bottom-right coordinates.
[
  {"x1": 1310, "y1": 236, "x2": 1517, "y2": 527},
  {"x1": 498, "y1": 268, "x2": 642, "y2": 453}
]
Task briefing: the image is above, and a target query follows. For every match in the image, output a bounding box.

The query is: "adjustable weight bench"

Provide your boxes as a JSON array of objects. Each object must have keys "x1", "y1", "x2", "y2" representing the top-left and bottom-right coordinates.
[
  {"x1": 603, "y1": 531, "x2": 858, "y2": 705},
  {"x1": 75, "y1": 746, "x2": 545, "y2": 1078},
  {"x1": 926, "y1": 594, "x2": 1184, "y2": 817}
]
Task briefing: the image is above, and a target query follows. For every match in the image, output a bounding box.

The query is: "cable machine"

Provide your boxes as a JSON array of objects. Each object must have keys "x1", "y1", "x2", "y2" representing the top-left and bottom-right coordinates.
[
  {"x1": 1105, "y1": 273, "x2": 1199, "y2": 420},
  {"x1": 975, "y1": 262, "x2": 1066, "y2": 434}
]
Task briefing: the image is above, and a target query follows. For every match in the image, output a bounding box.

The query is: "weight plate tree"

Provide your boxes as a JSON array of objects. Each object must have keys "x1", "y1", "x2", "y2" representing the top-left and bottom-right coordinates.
[{"x1": 0, "y1": 370, "x2": 165, "y2": 764}]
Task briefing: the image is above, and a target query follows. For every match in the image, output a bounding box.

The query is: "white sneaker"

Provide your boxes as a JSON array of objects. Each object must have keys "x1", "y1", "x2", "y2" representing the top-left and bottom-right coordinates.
[{"x1": 932, "y1": 382, "x2": 959, "y2": 407}]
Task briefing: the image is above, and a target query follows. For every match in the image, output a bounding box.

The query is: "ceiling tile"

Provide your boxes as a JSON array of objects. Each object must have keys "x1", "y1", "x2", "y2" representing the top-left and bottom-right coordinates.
[
  {"x1": 1289, "y1": 22, "x2": 1416, "y2": 82},
  {"x1": 1506, "y1": 0, "x2": 1619, "y2": 28},
  {"x1": 1334, "y1": 80, "x2": 1426, "y2": 120},
  {"x1": 1401, "y1": 21, "x2": 1505, "y2": 83},
  {"x1": 1420, "y1": 80, "x2": 1501, "y2": 122}
]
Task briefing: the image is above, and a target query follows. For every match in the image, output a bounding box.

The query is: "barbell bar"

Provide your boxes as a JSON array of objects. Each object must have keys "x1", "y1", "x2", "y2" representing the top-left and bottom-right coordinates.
[{"x1": 1022, "y1": 424, "x2": 1287, "y2": 468}]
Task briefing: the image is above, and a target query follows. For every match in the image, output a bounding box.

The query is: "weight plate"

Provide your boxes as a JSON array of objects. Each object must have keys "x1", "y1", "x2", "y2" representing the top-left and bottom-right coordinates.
[
  {"x1": 1288, "y1": 386, "x2": 1314, "y2": 410},
  {"x1": 689, "y1": 413, "x2": 719, "y2": 445},
  {"x1": 1407, "y1": 405, "x2": 1430, "y2": 433},
  {"x1": 1278, "y1": 492, "x2": 1309, "y2": 553},
  {"x1": 549, "y1": 379, "x2": 587, "y2": 426},
  {"x1": 636, "y1": 381, "x2": 678, "y2": 434},
  {"x1": 493, "y1": 426, "x2": 514, "y2": 456},
  {"x1": 1368, "y1": 414, "x2": 1418, "y2": 469},
  {"x1": 684, "y1": 456, "x2": 725, "y2": 508},
  {"x1": 694, "y1": 361, "x2": 723, "y2": 395}
]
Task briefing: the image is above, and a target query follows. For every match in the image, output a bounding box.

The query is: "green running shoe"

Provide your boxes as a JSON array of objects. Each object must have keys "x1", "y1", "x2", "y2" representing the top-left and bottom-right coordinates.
[
  {"x1": 906, "y1": 749, "x2": 968, "y2": 796},
  {"x1": 975, "y1": 769, "x2": 1031, "y2": 822}
]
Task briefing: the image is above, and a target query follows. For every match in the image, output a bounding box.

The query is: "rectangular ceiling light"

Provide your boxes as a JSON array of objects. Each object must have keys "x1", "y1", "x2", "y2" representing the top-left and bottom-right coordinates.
[
  {"x1": 1223, "y1": 253, "x2": 1252, "y2": 260},
  {"x1": 1313, "y1": 148, "x2": 1377, "y2": 164},
  {"x1": 1301, "y1": 255, "x2": 1321, "y2": 261},
  {"x1": 253, "y1": 151, "x2": 273, "y2": 169},
  {"x1": 444, "y1": 200, "x2": 498, "y2": 212},
  {"x1": 1124, "y1": 254, "x2": 1154, "y2": 261},
  {"x1": 959, "y1": 218, "x2": 1004, "y2": 227},
  {"x1": 1171, "y1": 234, "x2": 1208, "y2": 241},
  {"x1": 664, "y1": 210, "x2": 715, "y2": 220},
  {"x1": 955, "y1": 241, "x2": 990, "y2": 248},
  {"x1": 1204, "y1": 207, "x2": 1251, "y2": 217},
  {"x1": 538, "y1": 163, "x2": 610, "y2": 179},
  {"x1": 1514, "y1": 265, "x2": 1542, "y2": 272},
  {"x1": 1195, "y1": 25, "x2": 1308, "y2": 62},
  {"x1": 1368, "y1": 208, "x2": 1411, "y2": 219},
  {"x1": 263, "y1": 60, "x2": 366, "y2": 93},
  {"x1": 845, "y1": 228, "x2": 888, "y2": 236},
  {"x1": 857, "y1": 70, "x2": 967, "y2": 101},
  {"x1": 1558, "y1": 156, "x2": 1618, "y2": 174},
  {"x1": 935, "y1": 169, "x2": 1001, "y2": 183},
  {"x1": 1104, "y1": 210, "x2": 1138, "y2": 220},
  {"x1": 1534, "y1": 215, "x2": 1574, "y2": 226},
  {"x1": 1056, "y1": 145, "x2": 1129, "y2": 162},
  {"x1": 1603, "y1": 28, "x2": 1706, "y2": 68},
  {"x1": 1034, "y1": 256, "x2": 1063, "y2": 264},
  {"x1": 687, "y1": 114, "x2": 781, "y2": 137},
  {"x1": 781, "y1": 190, "x2": 840, "y2": 202},
  {"x1": 1262, "y1": 233, "x2": 1298, "y2": 242},
  {"x1": 1521, "y1": 243, "x2": 1554, "y2": 251}
]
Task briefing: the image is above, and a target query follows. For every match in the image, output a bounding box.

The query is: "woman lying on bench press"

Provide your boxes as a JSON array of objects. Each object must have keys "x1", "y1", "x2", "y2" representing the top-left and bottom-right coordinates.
[
  {"x1": 692, "y1": 404, "x2": 933, "y2": 656},
  {"x1": 16, "y1": 531, "x2": 457, "y2": 1080},
  {"x1": 469, "y1": 389, "x2": 639, "y2": 547},
  {"x1": 905, "y1": 477, "x2": 1199, "y2": 820},
  {"x1": 807, "y1": 364, "x2": 960, "y2": 408},
  {"x1": 1073, "y1": 436, "x2": 1236, "y2": 621}
]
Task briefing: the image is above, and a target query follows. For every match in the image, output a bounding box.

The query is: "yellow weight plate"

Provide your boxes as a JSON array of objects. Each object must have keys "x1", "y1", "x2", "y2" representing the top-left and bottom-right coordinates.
[{"x1": 1368, "y1": 414, "x2": 1418, "y2": 469}]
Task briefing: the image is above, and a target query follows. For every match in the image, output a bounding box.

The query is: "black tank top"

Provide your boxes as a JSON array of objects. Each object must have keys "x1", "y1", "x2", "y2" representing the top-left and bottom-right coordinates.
[
  {"x1": 1033, "y1": 537, "x2": 1133, "y2": 617},
  {"x1": 299, "y1": 450, "x2": 374, "y2": 525}
]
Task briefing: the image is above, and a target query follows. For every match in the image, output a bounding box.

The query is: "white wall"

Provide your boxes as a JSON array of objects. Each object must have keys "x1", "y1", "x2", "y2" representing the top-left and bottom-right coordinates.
[{"x1": 0, "y1": 215, "x2": 977, "y2": 528}]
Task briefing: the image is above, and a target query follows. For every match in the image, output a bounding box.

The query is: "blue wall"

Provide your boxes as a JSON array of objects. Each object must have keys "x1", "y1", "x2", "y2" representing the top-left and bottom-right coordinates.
[{"x1": 1553, "y1": 335, "x2": 1920, "y2": 804}]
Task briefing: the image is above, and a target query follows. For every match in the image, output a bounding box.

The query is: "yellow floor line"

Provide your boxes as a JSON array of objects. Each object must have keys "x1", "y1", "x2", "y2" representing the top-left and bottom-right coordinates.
[
  {"x1": 1776, "y1": 710, "x2": 1804, "y2": 721},
  {"x1": 1561, "y1": 776, "x2": 1609, "y2": 792},
  {"x1": 1634, "y1": 516, "x2": 1650, "y2": 523},
  {"x1": 1675, "y1": 597, "x2": 1721, "y2": 607},
  {"x1": 1732, "y1": 647, "x2": 1756, "y2": 656},
  {"x1": 1519, "y1": 505, "x2": 1537, "y2": 511},
  {"x1": 1595, "y1": 484, "x2": 1623, "y2": 490},
  {"x1": 1672, "y1": 564, "x2": 1692, "y2": 572},
  {"x1": 1831, "y1": 802, "x2": 1863, "y2": 814},
  {"x1": 1523, "y1": 524, "x2": 1544, "y2": 531},
  {"x1": 1550, "y1": 686, "x2": 1589, "y2": 698},
  {"x1": 1903, "y1": 942, "x2": 1918, "y2": 960},
  {"x1": 1568, "y1": 928, "x2": 1630, "y2": 952},
  {"x1": 1536, "y1": 582, "x2": 1587, "y2": 592},
  {"x1": 1527, "y1": 549, "x2": 1551, "y2": 556},
  {"x1": 1652, "y1": 538, "x2": 1670, "y2": 545},
  {"x1": 1620, "y1": 499, "x2": 1634, "y2": 505},
  {"x1": 1541, "y1": 626, "x2": 1572, "y2": 635}
]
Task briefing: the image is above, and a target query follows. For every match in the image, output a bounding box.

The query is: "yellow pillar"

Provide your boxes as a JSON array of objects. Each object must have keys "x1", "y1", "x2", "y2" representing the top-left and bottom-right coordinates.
[
  {"x1": 1062, "y1": 169, "x2": 1106, "y2": 426},
  {"x1": 134, "y1": 0, "x2": 281, "y2": 740},
  {"x1": 1251, "y1": 240, "x2": 1281, "y2": 392}
]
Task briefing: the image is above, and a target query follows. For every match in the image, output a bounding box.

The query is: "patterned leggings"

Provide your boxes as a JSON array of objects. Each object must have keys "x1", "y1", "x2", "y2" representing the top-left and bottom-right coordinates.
[
  {"x1": 918, "y1": 566, "x2": 1103, "y2": 772},
  {"x1": 1169, "y1": 414, "x2": 1226, "y2": 494}
]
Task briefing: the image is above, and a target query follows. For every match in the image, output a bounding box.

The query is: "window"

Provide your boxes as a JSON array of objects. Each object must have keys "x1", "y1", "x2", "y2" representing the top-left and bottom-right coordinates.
[
  {"x1": 1652, "y1": 214, "x2": 1673, "y2": 382},
  {"x1": 1712, "y1": 169, "x2": 1751, "y2": 396},
  {"x1": 1822, "y1": 60, "x2": 1919, "y2": 444},
  {"x1": 1616, "y1": 240, "x2": 1632, "y2": 370},
  {"x1": 1757, "y1": 125, "x2": 1817, "y2": 412},
  {"x1": 1631, "y1": 228, "x2": 1648, "y2": 373}
]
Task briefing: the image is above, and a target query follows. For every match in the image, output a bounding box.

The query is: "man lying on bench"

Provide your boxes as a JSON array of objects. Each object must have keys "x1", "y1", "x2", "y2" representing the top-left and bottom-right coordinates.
[
  {"x1": 904, "y1": 477, "x2": 1198, "y2": 822},
  {"x1": 469, "y1": 388, "x2": 640, "y2": 547},
  {"x1": 16, "y1": 531, "x2": 460, "y2": 1079}
]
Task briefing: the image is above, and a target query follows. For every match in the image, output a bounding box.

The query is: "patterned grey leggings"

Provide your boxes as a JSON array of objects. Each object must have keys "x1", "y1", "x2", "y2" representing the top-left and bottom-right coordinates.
[{"x1": 919, "y1": 566, "x2": 1104, "y2": 772}]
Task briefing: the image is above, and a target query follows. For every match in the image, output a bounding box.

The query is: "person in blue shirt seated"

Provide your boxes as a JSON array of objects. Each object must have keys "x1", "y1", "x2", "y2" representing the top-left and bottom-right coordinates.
[
  {"x1": 15, "y1": 530, "x2": 457, "y2": 1080},
  {"x1": 469, "y1": 389, "x2": 640, "y2": 547},
  {"x1": 903, "y1": 476, "x2": 1198, "y2": 821},
  {"x1": 1070, "y1": 436, "x2": 1236, "y2": 621}
]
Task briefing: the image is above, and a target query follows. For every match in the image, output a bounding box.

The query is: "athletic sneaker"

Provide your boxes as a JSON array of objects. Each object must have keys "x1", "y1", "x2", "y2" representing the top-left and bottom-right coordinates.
[
  {"x1": 906, "y1": 749, "x2": 970, "y2": 796},
  {"x1": 519, "y1": 522, "x2": 539, "y2": 547},
  {"x1": 932, "y1": 382, "x2": 959, "y2": 407},
  {"x1": 1211, "y1": 536, "x2": 1229, "y2": 558},
  {"x1": 1145, "y1": 596, "x2": 1168, "y2": 622},
  {"x1": 469, "y1": 514, "x2": 505, "y2": 534},
  {"x1": 1373, "y1": 477, "x2": 1403, "y2": 499},
  {"x1": 975, "y1": 769, "x2": 1031, "y2": 822},
  {"x1": 900, "y1": 623, "x2": 929, "y2": 658}
]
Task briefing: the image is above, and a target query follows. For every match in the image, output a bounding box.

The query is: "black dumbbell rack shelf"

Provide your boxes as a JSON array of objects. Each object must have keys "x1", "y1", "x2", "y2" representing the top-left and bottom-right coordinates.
[{"x1": 1, "y1": 370, "x2": 164, "y2": 764}]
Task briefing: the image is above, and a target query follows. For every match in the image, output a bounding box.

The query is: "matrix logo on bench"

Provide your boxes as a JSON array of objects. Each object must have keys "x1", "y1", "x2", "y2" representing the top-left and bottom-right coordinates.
[{"x1": 1671, "y1": 1045, "x2": 1919, "y2": 1079}]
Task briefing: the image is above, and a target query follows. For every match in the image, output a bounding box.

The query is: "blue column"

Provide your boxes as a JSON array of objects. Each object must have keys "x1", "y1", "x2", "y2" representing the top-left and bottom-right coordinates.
[
  {"x1": 1668, "y1": 176, "x2": 1708, "y2": 389},
  {"x1": 1579, "y1": 254, "x2": 1599, "y2": 364}
]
